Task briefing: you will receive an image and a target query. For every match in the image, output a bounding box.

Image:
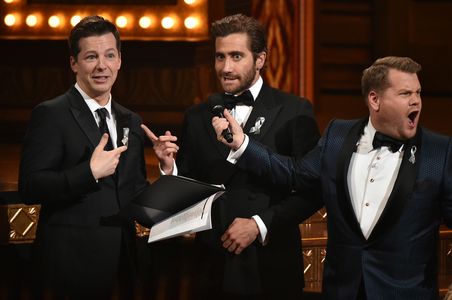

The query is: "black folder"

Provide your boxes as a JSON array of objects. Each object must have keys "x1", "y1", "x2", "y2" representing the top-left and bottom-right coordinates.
[{"x1": 122, "y1": 175, "x2": 225, "y2": 227}]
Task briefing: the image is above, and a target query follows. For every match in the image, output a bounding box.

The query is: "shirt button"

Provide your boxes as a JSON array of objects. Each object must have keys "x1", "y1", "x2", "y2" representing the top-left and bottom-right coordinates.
[
  {"x1": 370, "y1": 178, "x2": 374, "y2": 183},
  {"x1": 376, "y1": 156, "x2": 381, "y2": 160},
  {"x1": 365, "y1": 203, "x2": 370, "y2": 207}
]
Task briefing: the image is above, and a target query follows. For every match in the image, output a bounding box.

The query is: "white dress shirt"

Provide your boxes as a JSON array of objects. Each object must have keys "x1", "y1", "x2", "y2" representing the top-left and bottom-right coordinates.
[
  {"x1": 75, "y1": 83, "x2": 118, "y2": 148},
  {"x1": 348, "y1": 119, "x2": 403, "y2": 239},
  {"x1": 232, "y1": 118, "x2": 405, "y2": 242}
]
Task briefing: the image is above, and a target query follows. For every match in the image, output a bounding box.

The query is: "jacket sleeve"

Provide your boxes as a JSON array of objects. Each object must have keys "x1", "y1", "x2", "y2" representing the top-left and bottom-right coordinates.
[{"x1": 19, "y1": 104, "x2": 98, "y2": 204}]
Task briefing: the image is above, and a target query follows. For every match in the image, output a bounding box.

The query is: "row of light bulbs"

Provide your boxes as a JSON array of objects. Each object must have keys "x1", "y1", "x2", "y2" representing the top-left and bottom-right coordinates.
[
  {"x1": 3, "y1": 0, "x2": 198, "y2": 4},
  {"x1": 3, "y1": 13, "x2": 201, "y2": 30}
]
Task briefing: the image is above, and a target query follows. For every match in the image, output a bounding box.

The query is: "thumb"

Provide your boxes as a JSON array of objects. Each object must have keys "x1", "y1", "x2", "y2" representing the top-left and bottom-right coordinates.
[
  {"x1": 223, "y1": 109, "x2": 242, "y2": 133},
  {"x1": 95, "y1": 133, "x2": 109, "y2": 153}
]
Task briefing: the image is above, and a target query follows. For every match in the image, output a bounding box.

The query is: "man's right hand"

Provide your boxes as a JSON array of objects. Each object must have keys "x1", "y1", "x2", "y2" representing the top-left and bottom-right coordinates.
[
  {"x1": 90, "y1": 134, "x2": 127, "y2": 180},
  {"x1": 211, "y1": 108, "x2": 245, "y2": 150},
  {"x1": 141, "y1": 124, "x2": 178, "y2": 175}
]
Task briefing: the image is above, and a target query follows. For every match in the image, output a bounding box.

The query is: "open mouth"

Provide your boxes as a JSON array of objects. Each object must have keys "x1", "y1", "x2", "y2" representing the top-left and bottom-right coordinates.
[
  {"x1": 408, "y1": 111, "x2": 419, "y2": 126},
  {"x1": 92, "y1": 76, "x2": 109, "y2": 82}
]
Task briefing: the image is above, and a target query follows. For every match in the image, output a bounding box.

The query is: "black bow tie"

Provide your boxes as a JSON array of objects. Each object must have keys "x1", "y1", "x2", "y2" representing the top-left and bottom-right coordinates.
[
  {"x1": 372, "y1": 131, "x2": 406, "y2": 153},
  {"x1": 223, "y1": 90, "x2": 254, "y2": 110}
]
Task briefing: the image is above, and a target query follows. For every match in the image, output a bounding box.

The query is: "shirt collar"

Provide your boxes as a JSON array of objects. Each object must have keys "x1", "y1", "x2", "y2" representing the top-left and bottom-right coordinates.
[
  {"x1": 358, "y1": 118, "x2": 403, "y2": 153},
  {"x1": 74, "y1": 83, "x2": 113, "y2": 118},
  {"x1": 356, "y1": 118, "x2": 377, "y2": 153},
  {"x1": 247, "y1": 76, "x2": 263, "y2": 101}
]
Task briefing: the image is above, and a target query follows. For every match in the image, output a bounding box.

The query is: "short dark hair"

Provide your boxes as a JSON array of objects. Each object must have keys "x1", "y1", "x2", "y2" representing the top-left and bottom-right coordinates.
[
  {"x1": 68, "y1": 15, "x2": 121, "y2": 60},
  {"x1": 361, "y1": 56, "x2": 422, "y2": 99},
  {"x1": 211, "y1": 14, "x2": 267, "y2": 59}
]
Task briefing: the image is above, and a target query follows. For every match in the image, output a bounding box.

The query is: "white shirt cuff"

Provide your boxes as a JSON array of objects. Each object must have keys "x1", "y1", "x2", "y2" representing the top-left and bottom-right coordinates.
[
  {"x1": 251, "y1": 215, "x2": 268, "y2": 244},
  {"x1": 226, "y1": 135, "x2": 249, "y2": 164},
  {"x1": 159, "y1": 159, "x2": 178, "y2": 175}
]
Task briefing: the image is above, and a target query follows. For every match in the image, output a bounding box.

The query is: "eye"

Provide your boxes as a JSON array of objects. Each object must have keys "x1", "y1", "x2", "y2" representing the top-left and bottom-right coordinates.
[
  {"x1": 232, "y1": 54, "x2": 242, "y2": 61},
  {"x1": 85, "y1": 54, "x2": 97, "y2": 61},
  {"x1": 106, "y1": 52, "x2": 116, "y2": 59},
  {"x1": 215, "y1": 54, "x2": 225, "y2": 61}
]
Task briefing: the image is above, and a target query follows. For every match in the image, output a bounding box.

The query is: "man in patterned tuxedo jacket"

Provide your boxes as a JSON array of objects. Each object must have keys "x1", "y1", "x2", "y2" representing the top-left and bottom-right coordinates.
[{"x1": 213, "y1": 56, "x2": 452, "y2": 300}]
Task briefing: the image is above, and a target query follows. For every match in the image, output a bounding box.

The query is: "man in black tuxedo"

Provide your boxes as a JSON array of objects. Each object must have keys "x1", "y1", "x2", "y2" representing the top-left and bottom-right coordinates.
[
  {"x1": 213, "y1": 56, "x2": 452, "y2": 300},
  {"x1": 143, "y1": 14, "x2": 320, "y2": 299},
  {"x1": 19, "y1": 16, "x2": 149, "y2": 299}
]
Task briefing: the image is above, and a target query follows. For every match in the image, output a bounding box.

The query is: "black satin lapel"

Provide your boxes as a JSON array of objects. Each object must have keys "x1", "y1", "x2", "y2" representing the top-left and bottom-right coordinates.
[
  {"x1": 367, "y1": 129, "x2": 422, "y2": 243},
  {"x1": 112, "y1": 102, "x2": 132, "y2": 186},
  {"x1": 336, "y1": 119, "x2": 368, "y2": 240},
  {"x1": 243, "y1": 93, "x2": 281, "y2": 142},
  {"x1": 68, "y1": 87, "x2": 100, "y2": 148},
  {"x1": 113, "y1": 102, "x2": 132, "y2": 148},
  {"x1": 243, "y1": 85, "x2": 277, "y2": 142}
]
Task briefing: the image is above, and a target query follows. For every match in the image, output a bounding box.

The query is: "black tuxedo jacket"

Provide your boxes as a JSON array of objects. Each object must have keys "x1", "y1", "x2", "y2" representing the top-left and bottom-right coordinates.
[
  {"x1": 19, "y1": 86, "x2": 148, "y2": 299},
  {"x1": 175, "y1": 83, "x2": 320, "y2": 295},
  {"x1": 239, "y1": 118, "x2": 452, "y2": 300}
]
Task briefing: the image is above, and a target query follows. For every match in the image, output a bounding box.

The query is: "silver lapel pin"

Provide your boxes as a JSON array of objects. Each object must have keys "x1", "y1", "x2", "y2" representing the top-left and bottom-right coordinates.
[
  {"x1": 249, "y1": 117, "x2": 265, "y2": 134},
  {"x1": 409, "y1": 145, "x2": 417, "y2": 164},
  {"x1": 122, "y1": 127, "x2": 129, "y2": 146}
]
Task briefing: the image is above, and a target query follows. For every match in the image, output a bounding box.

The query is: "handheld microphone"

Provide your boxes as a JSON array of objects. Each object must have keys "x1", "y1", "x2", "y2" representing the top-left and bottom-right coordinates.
[{"x1": 212, "y1": 105, "x2": 233, "y2": 143}]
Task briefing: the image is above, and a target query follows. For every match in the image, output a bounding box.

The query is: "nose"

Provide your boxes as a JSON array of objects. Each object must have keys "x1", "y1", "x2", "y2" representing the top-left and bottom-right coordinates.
[
  {"x1": 222, "y1": 57, "x2": 234, "y2": 73},
  {"x1": 410, "y1": 92, "x2": 421, "y2": 106},
  {"x1": 96, "y1": 57, "x2": 107, "y2": 70}
]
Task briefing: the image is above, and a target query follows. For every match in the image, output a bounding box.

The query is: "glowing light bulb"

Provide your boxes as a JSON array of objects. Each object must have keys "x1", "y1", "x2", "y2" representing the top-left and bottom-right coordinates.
[
  {"x1": 139, "y1": 16, "x2": 151, "y2": 29},
  {"x1": 184, "y1": 16, "x2": 198, "y2": 29},
  {"x1": 4, "y1": 14, "x2": 16, "y2": 26},
  {"x1": 4, "y1": 0, "x2": 15, "y2": 4},
  {"x1": 48, "y1": 15, "x2": 61, "y2": 28},
  {"x1": 184, "y1": 0, "x2": 196, "y2": 4},
  {"x1": 71, "y1": 15, "x2": 81, "y2": 27},
  {"x1": 116, "y1": 16, "x2": 128, "y2": 28},
  {"x1": 26, "y1": 14, "x2": 38, "y2": 27},
  {"x1": 161, "y1": 16, "x2": 174, "y2": 29}
]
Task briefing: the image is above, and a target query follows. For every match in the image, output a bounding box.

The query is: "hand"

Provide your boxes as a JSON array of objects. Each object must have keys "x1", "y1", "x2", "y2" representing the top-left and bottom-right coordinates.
[
  {"x1": 90, "y1": 133, "x2": 127, "y2": 180},
  {"x1": 212, "y1": 109, "x2": 245, "y2": 150},
  {"x1": 221, "y1": 217, "x2": 259, "y2": 255},
  {"x1": 141, "y1": 124, "x2": 179, "y2": 175}
]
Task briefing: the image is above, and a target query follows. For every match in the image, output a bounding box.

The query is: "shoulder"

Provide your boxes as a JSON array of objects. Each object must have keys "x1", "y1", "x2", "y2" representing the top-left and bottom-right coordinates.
[
  {"x1": 324, "y1": 118, "x2": 363, "y2": 138},
  {"x1": 420, "y1": 127, "x2": 452, "y2": 148},
  {"x1": 184, "y1": 99, "x2": 213, "y2": 121},
  {"x1": 262, "y1": 85, "x2": 314, "y2": 116},
  {"x1": 266, "y1": 85, "x2": 311, "y2": 105},
  {"x1": 113, "y1": 100, "x2": 142, "y2": 121},
  {"x1": 32, "y1": 91, "x2": 72, "y2": 115}
]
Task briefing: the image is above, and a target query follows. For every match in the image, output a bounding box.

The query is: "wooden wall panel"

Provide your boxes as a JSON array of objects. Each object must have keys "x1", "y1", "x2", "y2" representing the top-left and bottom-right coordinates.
[
  {"x1": 314, "y1": 0, "x2": 373, "y2": 130},
  {"x1": 252, "y1": 0, "x2": 300, "y2": 94},
  {"x1": 373, "y1": 0, "x2": 452, "y2": 135}
]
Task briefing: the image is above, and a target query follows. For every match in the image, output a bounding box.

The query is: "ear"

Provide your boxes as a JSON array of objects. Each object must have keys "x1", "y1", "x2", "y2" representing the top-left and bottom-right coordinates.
[
  {"x1": 70, "y1": 56, "x2": 77, "y2": 73},
  {"x1": 368, "y1": 91, "x2": 380, "y2": 112},
  {"x1": 255, "y1": 51, "x2": 266, "y2": 71}
]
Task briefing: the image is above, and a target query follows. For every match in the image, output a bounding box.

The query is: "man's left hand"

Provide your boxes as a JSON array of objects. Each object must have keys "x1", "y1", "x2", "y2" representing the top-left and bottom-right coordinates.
[{"x1": 221, "y1": 217, "x2": 259, "y2": 255}]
